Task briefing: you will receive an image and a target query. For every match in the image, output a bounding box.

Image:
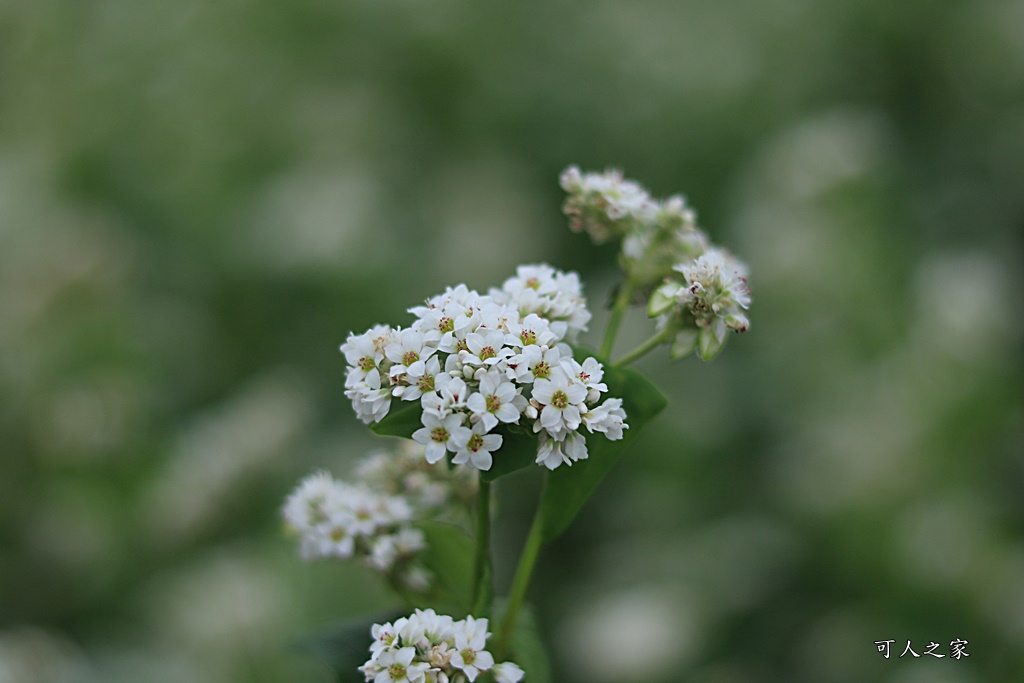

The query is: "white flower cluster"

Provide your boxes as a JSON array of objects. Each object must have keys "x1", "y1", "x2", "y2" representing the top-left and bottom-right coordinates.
[
  {"x1": 562, "y1": 166, "x2": 752, "y2": 361},
  {"x1": 282, "y1": 470, "x2": 430, "y2": 590},
  {"x1": 355, "y1": 440, "x2": 478, "y2": 512},
  {"x1": 649, "y1": 247, "x2": 751, "y2": 360},
  {"x1": 360, "y1": 610, "x2": 524, "y2": 683},
  {"x1": 560, "y1": 166, "x2": 707, "y2": 283},
  {"x1": 341, "y1": 264, "x2": 627, "y2": 471}
]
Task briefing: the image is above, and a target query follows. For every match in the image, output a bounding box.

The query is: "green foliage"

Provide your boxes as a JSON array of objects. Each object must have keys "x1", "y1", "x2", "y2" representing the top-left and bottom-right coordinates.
[
  {"x1": 538, "y1": 364, "x2": 668, "y2": 541},
  {"x1": 492, "y1": 601, "x2": 552, "y2": 683},
  {"x1": 417, "y1": 521, "x2": 476, "y2": 615},
  {"x1": 370, "y1": 402, "x2": 422, "y2": 439},
  {"x1": 295, "y1": 610, "x2": 404, "y2": 683}
]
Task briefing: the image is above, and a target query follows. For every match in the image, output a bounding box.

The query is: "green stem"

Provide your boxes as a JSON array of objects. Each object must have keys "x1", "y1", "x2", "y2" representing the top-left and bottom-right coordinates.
[
  {"x1": 599, "y1": 279, "x2": 634, "y2": 360},
  {"x1": 614, "y1": 326, "x2": 672, "y2": 367},
  {"x1": 496, "y1": 492, "x2": 546, "y2": 659},
  {"x1": 470, "y1": 479, "x2": 492, "y2": 616}
]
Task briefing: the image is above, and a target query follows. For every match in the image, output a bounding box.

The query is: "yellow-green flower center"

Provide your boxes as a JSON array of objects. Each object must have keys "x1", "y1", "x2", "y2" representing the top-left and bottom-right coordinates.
[
  {"x1": 485, "y1": 394, "x2": 501, "y2": 413},
  {"x1": 430, "y1": 426, "x2": 449, "y2": 443},
  {"x1": 359, "y1": 357, "x2": 375, "y2": 372},
  {"x1": 533, "y1": 361, "x2": 551, "y2": 379},
  {"x1": 551, "y1": 390, "x2": 568, "y2": 409},
  {"x1": 467, "y1": 434, "x2": 485, "y2": 452},
  {"x1": 388, "y1": 663, "x2": 407, "y2": 680},
  {"x1": 402, "y1": 351, "x2": 419, "y2": 366},
  {"x1": 480, "y1": 346, "x2": 497, "y2": 361}
]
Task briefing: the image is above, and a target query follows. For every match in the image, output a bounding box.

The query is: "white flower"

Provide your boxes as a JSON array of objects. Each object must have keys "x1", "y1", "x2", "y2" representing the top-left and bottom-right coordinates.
[
  {"x1": 504, "y1": 312, "x2": 556, "y2": 349},
  {"x1": 386, "y1": 328, "x2": 435, "y2": 382},
  {"x1": 451, "y1": 421, "x2": 503, "y2": 471},
  {"x1": 532, "y1": 367, "x2": 587, "y2": 438},
  {"x1": 561, "y1": 356, "x2": 608, "y2": 398},
  {"x1": 506, "y1": 344, "x2": 562, "y2": 384},
  {"x1": 370, "y1": 620, "x2": 405, "y2": 660},
  {"x1": 421, "y1": 376, "x2": 469, "y2": 420},
  {"x1": 560, "y1": 166, "x2": 658, "y2": 242},
  {"x1": 363, "y1": 611, "x2": 523, "y2": 683},
  {"x1": 282, "y1": 471, "x2": 336, "y2": 532},
  {"x1": 461, "y1": 330, "x2": 512, "y2": 367},
  {"x1": 342, "y1": 325, "x2": 393, "y2": 381},
  {"x1": 375, "y1": 647, "x2": 427, "y2": 683},
  {"x1": 346, "y1": 371, "x2": 393, "y2": 424},
  {"x1": 582, "y1": 397, "x2": 628, "y2": 441},
  {"x1": 398, "y1": 355, "x2": 442, "y2": 401},
  {"x1": 492, "y1": 662, "x2": 525, "y2": 683},
  {"x1": 673, "y1": 248, "x2": 751, "y2": 319},
  {"x1": 466, "y1": 370, "x2": 526, "y2": 432},
  {"x1": 412, "y1": 413, "x2": 471, "y2": 464},
  {"x1": 535, "y1": 431, "x2": 588, "y2": 470},
  {"x1": 451, "y1": 617, "x2": 495, "y2": 682}
]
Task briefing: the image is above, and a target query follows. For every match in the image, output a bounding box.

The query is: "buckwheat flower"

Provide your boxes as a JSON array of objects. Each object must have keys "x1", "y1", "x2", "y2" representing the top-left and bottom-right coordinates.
[
  {"x1": 451, "y1": 421, "x2": 503, "y2": 471},
  {"x1": 536, "y1": 431, "x2": 588, "y2": 470},
  {"x1": 412, "y1": 413, "x2": 471, "y2": 464},
  {"x1": 421, "y1": 376, "x2": 469, "y2": 420},
  {"x1": 282, "y1": 471, "x2": 335, "y2": 532},
  {"x1": 375, "y1": 647, "x2": 428, "y2": 683},
  {"x1": 504, "y1": 312, "x2": 556, "y2": 349},
  {"x1": 342, "y1": 325, "x2": 393, "y2": 382},
  {"x1": 560, "y1": 166, "x2": 657, "y2": 242},
  {"x1": 371, "y1": 620, "x2": 407, "y2": 660},
  {"x1": 533, "y1": 367, "x2": 587, "y2": 437},
  {"x1": 561, "y1": 356, "x2": 608, "y2": 398},
  {"x1": 386, "y1": 329, "x2": 435, "y2": 383},
  {"x1": 401, "y1": 609, "x2": 455, "y2": 651},
  {"x1": 674, "y1": 248, "x2": 751, "y2": 318},
  {"x1": 346, "y1": 371, "x2": 393, "y2": 424},
  {"x1": 506, "y1": 344, "x2": 563, "y2": 384},
  {"x1": 398, "y1": 355, "x2": 441, "y2": 401},
  {"x1": 451, "y1": 616, "x2": 495, "y2": 682},
  {"x1": 492, "y1": 264, "x2": 592, "y2": 342},
  {"x1": 582, "y1": 397, "x2": 628, "y2": 441},
  {"x1": 466, "y1": 370, "x2": 526, "y2": 432},
  {"x1": 461, "y1": 329, "x2": 512, "y2": 368},
  {"x1": 492, "y1": 662, "x2": 525, "y2": 683}
]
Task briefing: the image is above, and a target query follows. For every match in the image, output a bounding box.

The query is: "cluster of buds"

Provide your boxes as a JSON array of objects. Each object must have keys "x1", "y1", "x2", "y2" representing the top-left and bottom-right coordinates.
[
  {"x1": 341, "y1": 264, "x2": 628, "y2": 472},
  {"x1": 360, "y1": 609, "x2": 524, "y2": 683},
  {"x1": 561, "y1": 167, "x2": 751, "y2": 361},
  {"x1": 282, "y1": 441, "x2": 476, "y2": 590}
]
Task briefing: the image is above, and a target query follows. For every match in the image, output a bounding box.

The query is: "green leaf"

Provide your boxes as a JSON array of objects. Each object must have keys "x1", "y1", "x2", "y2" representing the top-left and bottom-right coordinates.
[
  {"x1": 538, "y1": 363, "x2": 668, "y2": 541},
  {"x1": 480, "y1": 428, "x2": 538, "y2": 482},
  {"x1": 369, "y1": 400, "x2": 421, "y2": 438},
  {"x1": 418, "y1": 521, "x2": 475, "y2": 615},
  {"x1": 492, "y1": 601, "x2": 552, "y2": 683},
  {"x1": 295, "y1": 609, "x2": 404, "y2": 682}
]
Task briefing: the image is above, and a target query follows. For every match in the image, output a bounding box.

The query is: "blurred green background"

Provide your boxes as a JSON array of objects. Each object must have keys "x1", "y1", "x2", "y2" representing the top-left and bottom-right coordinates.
[{"x1": 1, "y1": 0, "x2": 1022, "y2": 681}]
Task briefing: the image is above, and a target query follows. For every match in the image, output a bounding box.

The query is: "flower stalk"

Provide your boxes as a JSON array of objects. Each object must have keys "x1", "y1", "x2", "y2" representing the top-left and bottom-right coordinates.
[
  {"x1": 471, "y1": 479, "x2": 493, "y2": 616},
  {"x1": 495, "y1": 491, "x2": 546, "y2": 660}
]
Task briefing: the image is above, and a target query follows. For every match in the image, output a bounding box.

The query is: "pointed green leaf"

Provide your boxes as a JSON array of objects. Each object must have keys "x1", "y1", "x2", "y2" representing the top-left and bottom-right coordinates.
[
  {"x1": 538, "y1": 364, "x2": 668, "y2": 541},
  {"x1": 479, "y1": 428, "x2": 537, "y2": 482},
  {"x1": 369, "y1": 400, "x2": 421, "y2": 438}
]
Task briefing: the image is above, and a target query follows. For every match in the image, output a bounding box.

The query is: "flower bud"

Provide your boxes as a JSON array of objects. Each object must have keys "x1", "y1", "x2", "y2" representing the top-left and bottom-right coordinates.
[
  {"x1": 648, "y1": 281, "x2": 679, "y2": 317},
  {"x1": 697, "y1": 319, "x2": 728, "y2": 361}
]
